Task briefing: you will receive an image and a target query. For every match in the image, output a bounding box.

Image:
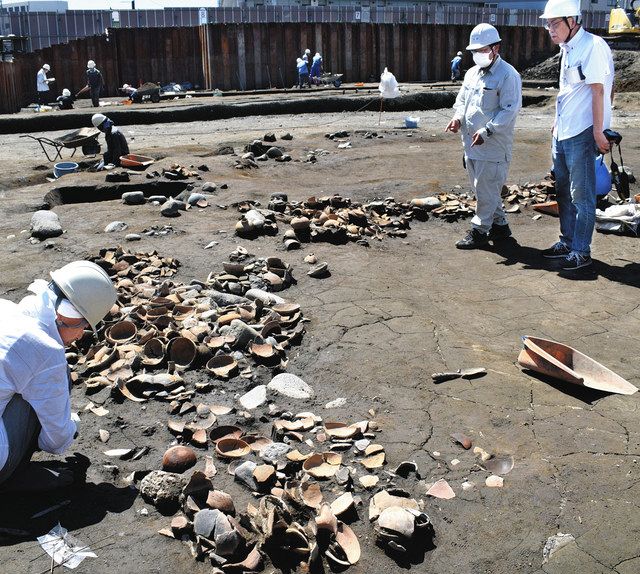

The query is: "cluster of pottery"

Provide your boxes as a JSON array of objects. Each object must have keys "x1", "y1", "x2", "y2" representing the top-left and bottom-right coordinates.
[
  {"x1": 501, "y1": 176, "x2": 555, "y2": 214},
  {"x1": 72, "y1": 247, "x2": 305, "y2": 397},
  {"x1": 206, "y1": 250, "x2": 295, "y2": 296},
  {"x1": 162, "y1": 163, "x2": 202, "y2": 181}
]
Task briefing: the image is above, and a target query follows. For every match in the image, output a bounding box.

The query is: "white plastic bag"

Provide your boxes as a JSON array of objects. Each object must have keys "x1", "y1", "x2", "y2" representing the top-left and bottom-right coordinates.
[{"x1": 378, "y1": 67, "x2": 400, "y2": 99}]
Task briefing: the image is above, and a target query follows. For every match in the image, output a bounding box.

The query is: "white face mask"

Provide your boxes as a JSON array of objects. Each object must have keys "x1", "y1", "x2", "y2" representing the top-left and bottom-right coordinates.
[{"x1": 473, "y1": 51, "x2": 494, "y2": 68}]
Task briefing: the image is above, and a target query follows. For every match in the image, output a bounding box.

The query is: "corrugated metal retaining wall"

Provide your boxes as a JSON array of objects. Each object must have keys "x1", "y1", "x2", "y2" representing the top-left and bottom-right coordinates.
[
  {"x1": 200, "y1": 23, "x2": 555, "y2": 91},
  {"x1": 0, "y1": 23, "x2": 556, "y2": 114}
]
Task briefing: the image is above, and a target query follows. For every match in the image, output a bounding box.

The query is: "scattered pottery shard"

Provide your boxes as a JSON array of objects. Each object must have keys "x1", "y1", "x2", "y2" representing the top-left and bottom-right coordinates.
[
  {"x1": 485, "y1": 475, "x2": 504, "y2": 488},
  {"x1": 518, "y1": 336, "x2": 637, "y2": 395},
  {"x1": 316, "y1": 503, "x2": 338, "y2": 533},
  {"x1": 451, "y1": 432, "x2": 472, "y2": 450},
  {"x1": 330, "y1": 492, "x2": 355, "y2": 517},
  {"x1": 334, "y1": 522, "x2": 360, "y2": 565},
  {"x1": 482, "y1": 454, "x2": 514, "y2": 475},
  {"x1": 361, "y1": 452, "x2": 386, "y2": 469},
  {"x1": 431, "y1": 371, "x2": 462, "y2": 383},
  {"x1": 473, "y1": 446, "x2": 492, "y2": 462},
  {"x1": 207, "y1": 490, "x2": 235, "y2": 515},
  {"x1": 460, "y1": 367, "x2": 487, "y2": 379},
  {"x1": 162, "y1": 445, "x2": 197, "y2": 473},
  {"x1": 532, "y1": 200, "x2": 559, "y2": 216},
  {"x1": 300, "y1": 482, "x2": 323, "y2": 508},
  {"x1": 426, "y1": 479, "x2": 455, "y2": 499},
  {"x1": 394, "y1": 461, "x2": 418, "y2": 478},
  {"x1": 359, "y1": 475, "x2": 379, "y2": 489},
  {"x1": 216, "y1": 438, "x2": 251, "y2": 459},
  {"x1": 104, "y1": 448, "x2": 134, "y2": 459},
  {"x1": 369, "y1": 491, "x2": 419, "y2": 521},
  {"x1": 99, "y1": 429, "x2": 110, "y2": 443}
]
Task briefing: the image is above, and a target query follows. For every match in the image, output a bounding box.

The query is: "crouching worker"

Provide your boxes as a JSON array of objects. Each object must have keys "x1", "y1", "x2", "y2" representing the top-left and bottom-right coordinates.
[
  {"x1": 56, "y1": 88, "x2": 75, "y2": 110},
  {"x1": 91, "y1": 113, "x2": 130, "y2": 170},
  {"x1": 0, "y1": 261, "x2": 117, "y2": 492}
]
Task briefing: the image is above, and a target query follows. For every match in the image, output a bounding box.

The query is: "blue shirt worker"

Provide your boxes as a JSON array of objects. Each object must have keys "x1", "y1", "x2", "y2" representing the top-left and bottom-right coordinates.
[
  {"x1": 451, "y1": 51, "x2": 463, "y2": 81},
  {"x1": 445, "y1": 23, "x2": 522, "y2": 249},
  {"x1": 310, "y1": 52, "x2": 323, "y2": 79},
  {"x1": 539, "y1": 0, "x2": 614, "y2": 271},
  {"x1": 83, "y1": 60, "x2": 104, "y2": 107},
  {"x1": 297, "y1": 57, "x2": 309, "y2": 89},
  {"x1": 0, "y1": 261, "x2": 116, "y2": 492}
]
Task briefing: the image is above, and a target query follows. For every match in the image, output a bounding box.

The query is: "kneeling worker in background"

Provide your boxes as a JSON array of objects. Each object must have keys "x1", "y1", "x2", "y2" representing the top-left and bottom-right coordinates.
[{"x1": 91, "y1": 113, "x2": 130, "y2": 170}]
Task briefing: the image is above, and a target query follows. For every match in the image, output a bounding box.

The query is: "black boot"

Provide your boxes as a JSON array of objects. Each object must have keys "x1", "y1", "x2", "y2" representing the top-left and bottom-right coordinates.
[
  {"x1": 488, "y1": 223, "x2": 512, "y2": 241},
  {"x1": 455, "y1": 228, "x2": 489, "y2": 250}
]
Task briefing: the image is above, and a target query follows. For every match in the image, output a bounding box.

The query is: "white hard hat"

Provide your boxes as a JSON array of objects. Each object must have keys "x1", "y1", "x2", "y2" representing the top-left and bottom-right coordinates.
[
  {"x1": 297, "y1": 58, "x2": 303, "y2": 64},
  {"x1": 540, "y1": 0, "x2": 580, "y2": 19},
  {"x1": 43, "y1": 64, "x2": 50, "y2": 71},
  {"x1": 87, "y1": 60, "x2": 96, "y2": 68},
  {"x1": 62, "y1": 88, "x2": 71, "y2": 97},
  {"x1": 305, "y1": 48, "x2": 310, "y2": 54},
  {"x1": 122, "y1": 83, "x2": 130, "y2": 89},
  {"x1": 50, "y1": 260, "x2": 117, "y2": 331},
  {"x1": 457, "y1": 51, "x2": 463, "y2": 56},
  {"x1": 91, "y1": 113, "x2": 107, "y2": 128},
  {"x1": 466, "y1": 23, "x2": 501, "y2": 50}
]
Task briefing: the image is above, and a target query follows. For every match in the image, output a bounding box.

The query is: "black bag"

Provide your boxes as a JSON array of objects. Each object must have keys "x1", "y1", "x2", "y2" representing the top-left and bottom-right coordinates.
[{"x1": 604, "y1": 130, "x2": 629, "y2": 200}]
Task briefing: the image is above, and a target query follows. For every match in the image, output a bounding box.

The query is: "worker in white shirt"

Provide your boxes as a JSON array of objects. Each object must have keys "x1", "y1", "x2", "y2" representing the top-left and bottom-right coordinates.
[
  {"x1": 539, "y1": 0, "x2": 614, "y2": 271},
  {"x1": 445, "y1": 24, "x2": 522, "y2": 249},
  {"x1": 0, "y1": 261, "x2": 116, "y2": 492},
  {"x1": 36, "y1": 63, "x2": 53, "y2": 110}
]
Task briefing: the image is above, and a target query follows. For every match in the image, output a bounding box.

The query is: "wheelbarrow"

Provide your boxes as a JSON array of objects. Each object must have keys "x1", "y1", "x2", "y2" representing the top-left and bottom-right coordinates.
[
  {"x1": 131, "y1": 82, "x2": 161, "y2": 104},
  {"x1": 21, "y1": 127, "x2": 101, "y2": 162},
  {"x1": 311, "y1": 72, "x2": 344, "y2": 88}
]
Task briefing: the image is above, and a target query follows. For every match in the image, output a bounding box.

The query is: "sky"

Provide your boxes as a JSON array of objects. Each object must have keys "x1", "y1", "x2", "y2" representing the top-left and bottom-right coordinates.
[{"x1": 67, "y1": 1, "x2": 209, "y2": 7}]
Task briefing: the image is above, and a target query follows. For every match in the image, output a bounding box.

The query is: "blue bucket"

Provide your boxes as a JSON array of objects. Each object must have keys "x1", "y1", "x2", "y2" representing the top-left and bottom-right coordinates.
[
  {"x1": 404, "y1": 116, "x2": 420, "y2": 129},
  {"x1": 54, "y1": 161, "x2": 78, "y2": 178}
]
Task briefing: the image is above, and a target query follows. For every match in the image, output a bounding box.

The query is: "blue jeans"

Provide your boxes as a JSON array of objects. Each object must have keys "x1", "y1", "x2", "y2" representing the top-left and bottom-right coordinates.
[
  {"x1": 552, "y1": 127, "x2": 597, "y2": 256},
  {"x1": 0, "y1": 395, "x2": 40, "y2": 485}
]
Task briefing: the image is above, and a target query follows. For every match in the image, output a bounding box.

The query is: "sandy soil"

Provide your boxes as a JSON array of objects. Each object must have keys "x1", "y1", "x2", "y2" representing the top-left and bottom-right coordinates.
[{"x1": 0, "y1": 95, "x2": 639, "y2": 574}]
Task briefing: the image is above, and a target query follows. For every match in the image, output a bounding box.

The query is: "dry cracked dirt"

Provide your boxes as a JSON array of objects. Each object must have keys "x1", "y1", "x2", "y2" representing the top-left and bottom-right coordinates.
[{"x1": 0, "y1": 94, "x2": 639, "y2": 574}]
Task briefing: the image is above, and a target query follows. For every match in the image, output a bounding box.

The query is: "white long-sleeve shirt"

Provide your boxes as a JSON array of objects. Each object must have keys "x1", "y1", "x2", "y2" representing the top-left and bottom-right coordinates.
[
  {"x1": 36, "y1": 68, "x2": 50, "y2": 92},
  {"x1": 453, "y1": 55, "x2": 522, "y2": 163},
  {"x1": 0, "y1": 283, "x2": 76, "y2": 471}
]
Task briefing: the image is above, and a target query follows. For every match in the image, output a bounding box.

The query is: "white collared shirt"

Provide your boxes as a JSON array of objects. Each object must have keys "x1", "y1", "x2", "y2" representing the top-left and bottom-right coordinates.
[
  {"x1": 0, "y1": 288, "x2": 76, "y2": 471},
  {"x1": 36, "y1": 68, "x2": 49, "y2": 92},
  {"x1": 453, "y1": 55, "x2": 522, "y2": 162},
  {"x1": 554, "y1": 27, "x2": 614, "y2": 141}
]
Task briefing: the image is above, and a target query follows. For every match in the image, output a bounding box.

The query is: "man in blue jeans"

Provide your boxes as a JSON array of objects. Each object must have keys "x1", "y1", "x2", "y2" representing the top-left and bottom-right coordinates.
[{"x1": 539, "y1": 0, "x2": 614, "y2": 270}]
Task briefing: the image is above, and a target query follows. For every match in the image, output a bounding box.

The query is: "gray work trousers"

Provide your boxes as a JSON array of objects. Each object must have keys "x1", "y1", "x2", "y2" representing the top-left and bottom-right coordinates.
[
  {"x1": 466, "y1": 157, "x2": 510, "y2": 233},
  {"x1": 0, "y1": 394, "x2": 40, "y2": 485}
]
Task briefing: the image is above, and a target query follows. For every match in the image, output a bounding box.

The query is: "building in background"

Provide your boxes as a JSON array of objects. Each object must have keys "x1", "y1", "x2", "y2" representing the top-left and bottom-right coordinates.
[{"x1": 3, "y1": 1, "x2": 68, "y2": 12}]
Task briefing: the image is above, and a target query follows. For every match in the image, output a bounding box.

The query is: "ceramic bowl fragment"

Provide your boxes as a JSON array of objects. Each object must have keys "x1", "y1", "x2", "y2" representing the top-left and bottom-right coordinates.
[
  {"x1": 426, "y1": 479, "x2": 455, "y2": 500},
  {"x1": 485, "y1": 475, "x2": 504, "y2": 488},
  {"x1": 206, "y1": 355, "x2": 238, "y2": 378},
  {"x1": 162, "y1": 445, "x2": 197, "y2": 473},
  {"x1": 105, "y1": 320, "x2": 137, "y2": 345},
  {"x1": 451, "y1": 432, "x2": 473, "y2": 450},
  {"x1": 215, "y1": 437, "x2": 251, "y2": 459},
  {"x1": 359, "y1": 475, "x2": 379, "y2": 489},
  {"x1": 330, "y1": 492, "x2": 355, "y2": 517},
  {"x1": 209, "y1": 425, "x2": 243, "y2": 444},
  {"x1": 481, "y1": 454, "x2": 514, "y2": 475}
]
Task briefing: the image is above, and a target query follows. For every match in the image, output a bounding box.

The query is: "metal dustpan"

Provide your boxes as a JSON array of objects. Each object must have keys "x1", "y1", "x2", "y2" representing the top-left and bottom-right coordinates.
[{"x1": 518, "y1": 336, "x2": 637, "y2": 396}]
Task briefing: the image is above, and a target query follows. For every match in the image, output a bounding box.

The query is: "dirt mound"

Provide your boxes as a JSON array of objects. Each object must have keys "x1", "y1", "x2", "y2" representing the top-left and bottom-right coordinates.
[{"x1": 522, "y1": 49, "x2": 640, "y2": 91}]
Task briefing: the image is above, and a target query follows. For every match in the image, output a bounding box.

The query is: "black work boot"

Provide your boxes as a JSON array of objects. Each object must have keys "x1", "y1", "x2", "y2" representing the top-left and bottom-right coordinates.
[
  {"x1": 455, "y1": 228, "x2": 489, "y2": 250},
  {"x1": 488, "y1": 223, "x2": 512, "y2": 241}
]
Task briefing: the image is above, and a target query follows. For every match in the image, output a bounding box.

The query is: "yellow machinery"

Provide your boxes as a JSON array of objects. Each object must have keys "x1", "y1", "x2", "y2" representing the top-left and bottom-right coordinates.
[{"x1": 608, "y1": 0, "x2": 640, "y2": 48}]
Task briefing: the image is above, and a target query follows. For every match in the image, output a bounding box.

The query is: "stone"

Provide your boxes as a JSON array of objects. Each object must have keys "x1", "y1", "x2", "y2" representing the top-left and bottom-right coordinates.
[
  {"x1": 187, "y1": 193, "x2": 207, "y2": 206},
  {"x1": 30, "y1": 210, "x2": 62, "y2": 239},
  {"x1": 259, "y1": 442, "x2": 292, "y2": 464},
  {"x1": 245, "y1": 288, "x2": 286, "y2": 306},
  {"x1": 325, "y1": 397, "x2": 347, "y2": 409},
  {"x1": 275, "y1": 155, "x2": 291, "y2": 162},
  {"x1": 124, "y1": 233, "x2": 141, "y2": 241},
  {"x1": 106, "y1": 171, "x2": 129, "y2": 182},
  {"x1": 193, "y1": 508, "x2": 221, "y2": 538},
  {"x1": 266, "y1": 147, "x2": 283, "y2": 159},
  {"x1": 104, "y1": 221, "x2": 128, "y2": 233},
  {"x1": 239, "y1": 385, "x2": 267, "y2": 410},
  {"x1": 281, "y1": 133, "x2": 293, "y2": 140},
  {"x1": 122, "y1": 191, "x2": 145, "y2": 205},
  {"x1": 214, "y1": 145, "x2": 235, "y2": 156},
  {"x1": 234, "y1": 460, "x2": 258, "y2": 490},
  {"x1": 542, "y1": 533, "x2": 575, "y2": 564},
  {"x1": 139, "y1": 470, "x2": 187, "y2": 513},
  {"x1": 410, "y1": 196, "x2": 442, "y2": 210},
  {"x1": 263, "y1": 132, "x2": 277, "y2": 142},
  {"x1": 256, "y1": 154, "x2": 269, "y2": 162},
  {"x1": 267, "y1": 373, "x2": 314, "y2": 399},
  {"x1": 148, "y1": 195, "x2": 167, "y2": 204},
  {"x1": 209, "y1": 291, "x2": 250, "y2": 307},
  {"x1": 222, "y1": 319, "x2": 264, "y2": 349},
  {"x1": 244, "y1": 209, "x2": 266, "y2": 228},
  {"x1": 161, "y1": 199, "x2": 182, "y2": 217},
  {"x1": 202, "y1": 182, "x2": 217, "y2": 193}
]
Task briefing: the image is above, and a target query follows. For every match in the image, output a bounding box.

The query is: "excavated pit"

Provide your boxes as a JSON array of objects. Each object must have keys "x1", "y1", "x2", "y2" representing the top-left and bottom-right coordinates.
[{"x1": 44, "y1": 178, "x2": 190, "y2": 207}]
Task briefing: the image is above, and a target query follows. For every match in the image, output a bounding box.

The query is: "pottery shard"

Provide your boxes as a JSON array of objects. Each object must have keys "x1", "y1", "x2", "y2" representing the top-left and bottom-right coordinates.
[
  {"x1": 104, "y1": 221, "x2": 128, "y2": 233},
  {"x1": 426, "y1": 479, "x2": 456, "y2": 500},
  {"x1": 206, "y1": 490, "x2": 236, "y2": 515},
  {"x1": 194, "y1": 508, "x2": 222, "y2": 538},
  {"x1": 245, "y1": 288, "x2": 285, "y2": 306},
  {"x1": 140, "y1": 470, "x2": 187, "y2": 512},
  {"x1": 239, "y1": 385, "x2": 267, "y2": 410},
  {"x1": 122, "y1": 191, "x2": 145, "y2": 205},
  {"x1": 162, "y1": 445, "x2": 197, "y2": 474},
  {"x1": 234, "y1": 460, "x2": 258, "y2": 490},
  {"x1": 267, "y1": 373, "x2": 314, "y2": 399},
  {"x1": 30, "y1": 210, "x2": 63, "y2": 239},
  {"x1": 369, "y1": 490, "x2": 419, "y2": 522}
]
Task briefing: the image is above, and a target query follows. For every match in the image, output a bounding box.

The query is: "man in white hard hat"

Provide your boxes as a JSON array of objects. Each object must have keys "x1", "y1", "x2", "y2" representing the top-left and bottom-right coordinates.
[
  {"x1": 78, "y1": 59, "x2": 104, "y2": 107},
  {"x1": 91, "y1": 113, "x2": 130, "y2": 170},
  {"x1": 445, "y1": 23, "x2": 522, "y2": 249},
  {"x1": 35, "y1": 63, "x2": 53, "y2": 110},
  {"x1": 56, "y1": 88, "x2": 75, "y2": 110},
  {"x1": 451, "y1": 51, "x2": 463, "y2": 81},
  {"x1": 0, "y1": 261, "x2": 116, "y2": 491},
  {"x1": 539, "y1": 0, "x2": 614, "y2": 270}
]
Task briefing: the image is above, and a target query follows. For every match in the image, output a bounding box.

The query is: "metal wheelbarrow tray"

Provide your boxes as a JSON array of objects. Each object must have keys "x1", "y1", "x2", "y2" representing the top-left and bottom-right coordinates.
[{"x1": 21, "y1": 127, "x2": 101, "y2": 162}]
